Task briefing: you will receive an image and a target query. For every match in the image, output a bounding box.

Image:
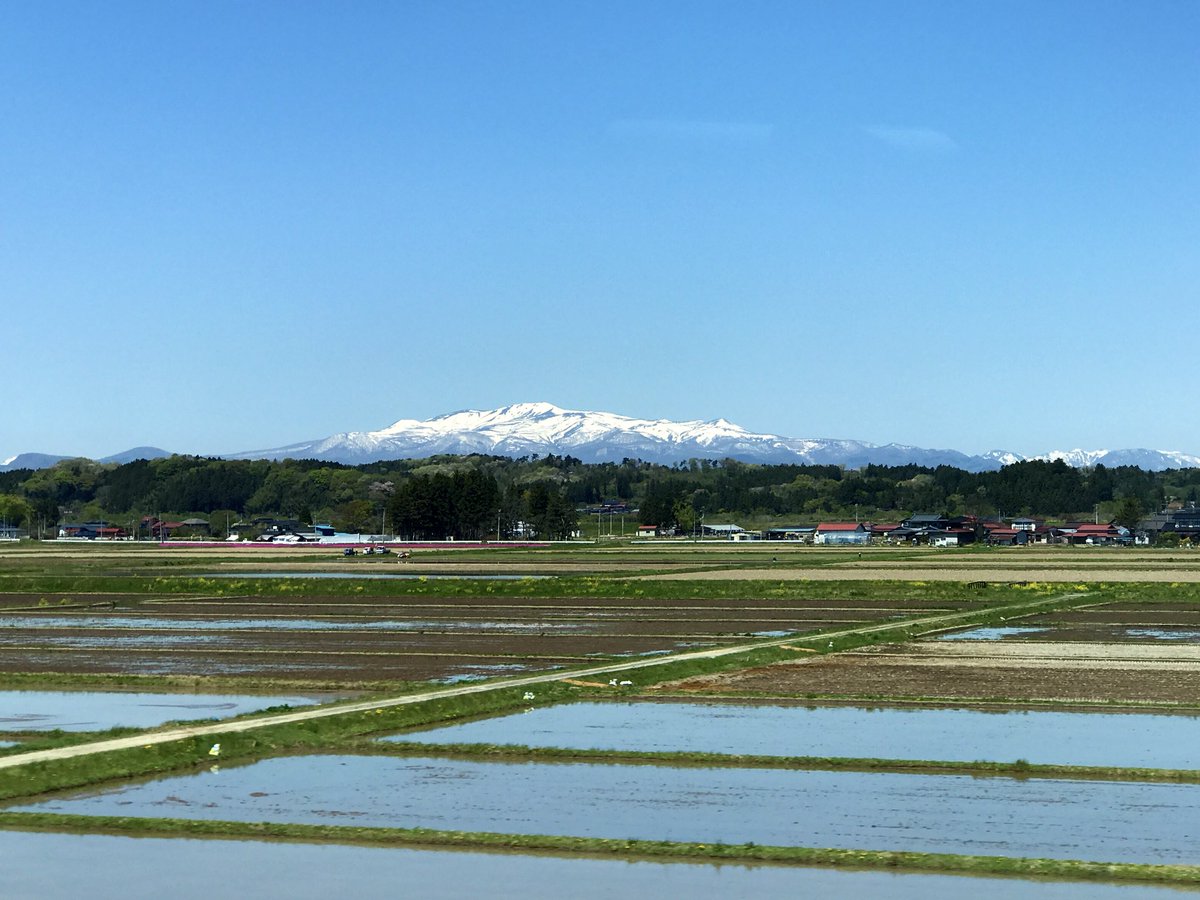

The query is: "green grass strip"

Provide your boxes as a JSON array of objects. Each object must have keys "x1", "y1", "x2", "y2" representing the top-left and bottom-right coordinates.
[
  {"x1": 0, "y1": 813, "x2": 1197, "y2": 887},
  {"x1": 0, "y1": 572, "x2": 1086, "y2": 603},
  {"x1": 369, "y1": 741, "x2": 1200, "y2": 784},
  {"x1": 0, "y1": 683, "x2": 578, "y2": 802}
]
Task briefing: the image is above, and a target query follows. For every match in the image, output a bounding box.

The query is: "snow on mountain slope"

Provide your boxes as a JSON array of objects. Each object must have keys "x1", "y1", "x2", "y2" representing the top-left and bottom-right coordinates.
[
  {"x1": 226, "y1": 402, "x2": 1040, "y2": 470},
  {"x1": 1035, "y1": 448, "x2": 1200, "y2": 469},
  {"x1": 7, "y1": 404, "x2": 1198, "y2": 472}
]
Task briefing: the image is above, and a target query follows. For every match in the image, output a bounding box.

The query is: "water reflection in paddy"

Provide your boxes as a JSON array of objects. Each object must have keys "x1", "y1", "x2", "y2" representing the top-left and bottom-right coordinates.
[
  {"x1": 1124, "y1": 628, "x2": 1200, "y2": 642},
  {"x1": 387, "y1": 700, "x2": 1200, "y2": 770},
  {"x1": 940, "y1": 625, "x2": 1200, "y2": 643},
  {"x1": 938, "y1": 625, "x2": 1050, "y2": 640},
  {"x1": 0, "y1": 690, "x2": 335, "y2": 732},
  {"x1": 18, "y1": 756, "x2": 1200, "y2": 864},
  {"x1": 1, "y1": 832, "x2": 1188, "y2": 900}
]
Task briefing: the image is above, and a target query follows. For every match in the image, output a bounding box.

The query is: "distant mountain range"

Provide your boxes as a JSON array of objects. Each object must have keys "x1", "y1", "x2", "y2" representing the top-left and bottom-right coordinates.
[
  {"x1": 4, "y1": 403, "x2": 1199, "y2": 473},
  {"x1": 0, "y1": 447, "x2": 173, "y2": 472},
  {"x1": 226, "y1": 402, "x2": 1200, "y2": 472}
]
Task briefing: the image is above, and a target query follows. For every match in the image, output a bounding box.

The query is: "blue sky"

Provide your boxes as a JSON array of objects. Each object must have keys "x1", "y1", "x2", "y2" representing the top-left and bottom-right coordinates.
[{"x1": 2, "y1": 1, "x2": 1196, "y2": 459}]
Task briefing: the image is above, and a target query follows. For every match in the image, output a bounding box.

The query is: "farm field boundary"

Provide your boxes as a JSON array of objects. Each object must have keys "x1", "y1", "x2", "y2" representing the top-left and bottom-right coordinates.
[
  {"x1": 0, "y1": 812, "x2": 1197, "y2": 888},
  {"x1": 0, "y1": 590, "x2": 1094, "y2": 797}
]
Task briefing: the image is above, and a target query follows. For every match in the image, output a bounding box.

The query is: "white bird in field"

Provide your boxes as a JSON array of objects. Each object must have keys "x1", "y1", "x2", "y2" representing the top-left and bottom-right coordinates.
[{"x1": 208, "y1": 743, "x2": 221, "y2": 757}]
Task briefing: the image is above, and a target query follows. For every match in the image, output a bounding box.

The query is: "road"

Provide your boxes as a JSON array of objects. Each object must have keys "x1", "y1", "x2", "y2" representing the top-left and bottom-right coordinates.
[{"x1": 0, "y1": 591, "x2": 1088, "y2": 770}]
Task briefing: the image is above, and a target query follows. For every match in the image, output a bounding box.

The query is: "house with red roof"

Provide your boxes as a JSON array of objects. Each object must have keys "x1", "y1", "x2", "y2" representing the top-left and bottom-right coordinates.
[
  {"x1": 1065, "y1": 523, "x2": 1122, "y2": 545},
  {"x1": 985, "y1": 527, "x2": 1029, "y2": 546}
]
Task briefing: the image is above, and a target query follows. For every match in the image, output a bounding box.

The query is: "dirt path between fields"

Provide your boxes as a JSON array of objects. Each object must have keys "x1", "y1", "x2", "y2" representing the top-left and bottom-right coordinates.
[{"x1": 0, "y1": 592, "x2": 1090, "y2": 771}]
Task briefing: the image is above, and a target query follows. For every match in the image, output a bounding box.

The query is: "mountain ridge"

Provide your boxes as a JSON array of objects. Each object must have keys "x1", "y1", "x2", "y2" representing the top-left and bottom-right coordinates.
[
  {"x1": 222, "y1": 402, "x2": 1200, "y2": 473},
  {"x1": 4, "y1": 405, "x2": 1198, "y2": 472}
]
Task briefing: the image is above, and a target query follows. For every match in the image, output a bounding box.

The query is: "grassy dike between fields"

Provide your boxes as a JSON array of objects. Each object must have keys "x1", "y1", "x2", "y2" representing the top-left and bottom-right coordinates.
[
  {"x1": 0, "y1": 683, "x2": 581, "y2": 801},
  {"x1": 0, "y1": 571, "x2": 1095, "y2": 602},
  {"x1": 365, "y1": 741, "x2": 1200, "y2": 785},
  {"x1": 1, "y1": 813, "x2": 1198, "y2": 888}
]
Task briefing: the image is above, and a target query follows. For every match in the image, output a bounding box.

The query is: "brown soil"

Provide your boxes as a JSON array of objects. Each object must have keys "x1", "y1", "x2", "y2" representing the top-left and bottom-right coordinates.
[
  {"x1": 665, "y1": 640, "x2": 1200, "y2": 705},
  {"x1": 1027, "y1": 610, "x2": 1200, "y2": 626},
  {"x1": 647, "y1": 567, "x2": 1200, "y2": 582},
  {"x1": 0, "y1": 594, "x2": 156, "y2": 610},
  {"x1": 0, "y1": 646, "x2": 576, "y2": 682}
]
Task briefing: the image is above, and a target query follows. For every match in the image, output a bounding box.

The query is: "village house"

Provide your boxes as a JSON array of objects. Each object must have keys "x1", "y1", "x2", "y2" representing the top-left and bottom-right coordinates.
[
  {"x1": 702, "y1": 523, "x2": 745, "y2": 539},
  {"x1": 928, "y1": 527, "x2": 976, "y2": 548},
  {"x1": 1064, "y1": 522, "x2": 1123, "y2": 545},
  {"x1": 58, "y1": 522, "x2": 127, "y2": 540},
  {"x1": 1137, "y1": 505, "x2": 1200, "y2": 544},
  {"x1": 762, "y1": 526, "x2": 816, "y2": 541}
]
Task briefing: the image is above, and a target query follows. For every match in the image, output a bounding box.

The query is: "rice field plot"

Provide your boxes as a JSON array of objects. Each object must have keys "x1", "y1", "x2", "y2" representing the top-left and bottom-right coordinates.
[
  {"x1": 0, "y1": 592, "x2": 963, "y2": 685},
  {"x1": 18, "y1": 753, "x2": 1200, "y2": 867},
  {"x1": 661, "y1": 638, "x2": 1200, "y2": 706},
  {"x1": 944, "y1": 601, "x2": 1200, "y2": 645},
  {"x1": 645, "y1": 548, "x2": 1200, "y2": 583},
  {"x1": 661, "y1": 597, "x2": 1200, "y2": 707},
  {"x1": 0, "y1": 593, "x2": 159, "y2": 611}
]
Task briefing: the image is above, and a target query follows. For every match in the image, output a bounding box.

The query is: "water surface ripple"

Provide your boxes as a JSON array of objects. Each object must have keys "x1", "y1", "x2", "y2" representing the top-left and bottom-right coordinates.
[
  {"x1": 386, "y1": 701, "x2": 1200, "y2": 769},
  {"x1": 17, "y1": 756, "x2": 1200, "y2": 864}
]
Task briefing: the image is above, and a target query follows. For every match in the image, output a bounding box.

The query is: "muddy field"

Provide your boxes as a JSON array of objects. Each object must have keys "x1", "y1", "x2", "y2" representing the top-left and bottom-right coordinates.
[
  {"x1": 665, "y1": 598, "x2": 1200, "y2": 705},
  {"x1": 8, "y1": 542, "x2": 1199, "y2": 581},
  {"x1": 665, "y1": 640, "x2": 1200, "y2": 705},
  {"x1": 0, "y1": 592, "x2": 972, "y2": 684},
  {"x1": 650, "y1": 566, "x2": 1200, "y2": 582}
]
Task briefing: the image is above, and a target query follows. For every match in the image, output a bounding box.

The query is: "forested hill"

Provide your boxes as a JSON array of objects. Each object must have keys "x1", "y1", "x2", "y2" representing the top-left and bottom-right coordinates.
[{"x1": 0, "y1": 453, "x2": 1196, "y2": 539}]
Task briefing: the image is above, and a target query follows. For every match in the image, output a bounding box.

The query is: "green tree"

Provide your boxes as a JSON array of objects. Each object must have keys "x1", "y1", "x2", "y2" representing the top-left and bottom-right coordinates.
[
  {"x1": 332, "y1": 499, "x2": 375, "y2": 533},
  {"x1": 673, "y1": 498, "x2": 697, "y2": 535},
  {"x1": 1113, "y1": 496, "x2": 1144, "y2": 531},
  {"x1": 0, "y1": 494, "x2": 32, "y2": 529}
]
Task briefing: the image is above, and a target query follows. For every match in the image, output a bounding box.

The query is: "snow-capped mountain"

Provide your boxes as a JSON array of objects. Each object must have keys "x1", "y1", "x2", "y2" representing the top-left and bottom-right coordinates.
[
  {"x1": 228, "y1": 402, "x2": 803, "y2": 465},
  {"x1": 1033, "y1": 448, "x2": 1200, "y2": 470},
  {"x1": 224, "y1": 402, "x2": 1199, "y2": 472},
  {"x1": 6, "y1": 406, "x2": 1198, "y2": 472}
]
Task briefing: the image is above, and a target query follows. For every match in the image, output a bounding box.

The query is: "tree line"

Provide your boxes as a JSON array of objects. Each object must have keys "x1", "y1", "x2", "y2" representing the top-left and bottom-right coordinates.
[{"x1": 0, "y1": 452, "x2": 1197, "y2": 538}]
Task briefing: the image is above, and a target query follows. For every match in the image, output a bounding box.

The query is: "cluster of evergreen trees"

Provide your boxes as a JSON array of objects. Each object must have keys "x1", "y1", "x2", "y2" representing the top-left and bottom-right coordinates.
[{"x1": 0, "y1": 452, "x2": 1197, "y2": 539}]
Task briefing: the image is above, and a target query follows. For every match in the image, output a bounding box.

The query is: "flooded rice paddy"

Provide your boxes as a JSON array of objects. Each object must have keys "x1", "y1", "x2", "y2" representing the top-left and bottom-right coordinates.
[
  {"x1": 17, "y1": 755, "x2": 1200, "y2": 864},
  {"x1": 386, "y1": 700, "x2": 1200, "y2": 769},
  {"x1": 943, "y1": 624, "x2": 1200, "y2": 643},
  {"x1": 1, "y1": 832, "x2": 1187, "y2": 900},
  {"x1": 0, "y1": 690, "x2": 334, "y2": 732},
  {"x1": 939, "y1": 625, "x2": 1051, "y2": 640},
  {"x1": 0, "y1": 593, "x2": 960, "y2": 682}
]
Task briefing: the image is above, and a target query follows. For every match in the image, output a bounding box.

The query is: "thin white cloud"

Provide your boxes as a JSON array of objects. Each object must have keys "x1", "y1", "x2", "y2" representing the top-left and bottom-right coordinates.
[
  {"x1": 609, "y1": 119, "x2": 774, "y2": 144},
  {"x1": 865, "y1": 125, "x2": 959, "y2": 154}
]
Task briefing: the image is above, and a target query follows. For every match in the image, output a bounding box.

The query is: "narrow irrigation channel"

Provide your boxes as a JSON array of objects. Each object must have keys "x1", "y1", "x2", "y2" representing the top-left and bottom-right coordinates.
[{"x1": 0, "y1": 591, "x2": 1092, "y2": 772}]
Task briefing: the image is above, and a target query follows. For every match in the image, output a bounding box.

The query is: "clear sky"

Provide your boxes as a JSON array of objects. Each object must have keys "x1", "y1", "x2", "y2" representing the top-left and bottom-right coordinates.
[{"x1": 2, "y1": 1, "x2": 1197, "y2": 460}]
